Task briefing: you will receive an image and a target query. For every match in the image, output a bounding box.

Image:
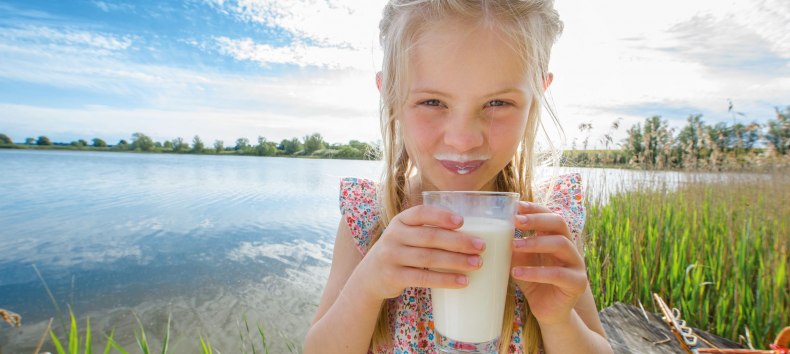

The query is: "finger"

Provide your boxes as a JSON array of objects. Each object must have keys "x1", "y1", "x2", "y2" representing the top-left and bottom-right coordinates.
[
  {"x1": 512, "y1": 236, "x2": 583, "y2": 266},
  {"x1": 511, "y1": 266, "x2": 587, "y2": 292},
  {"x1": 514, "y1": 213, "x2": 570, "y2": 236},
  {"x1": 398, "y1": 246, "x2": 483, "y2": 272},
  {"x1": 517, "y1": 201, "x2": 552, "y2": 214},
  {"x1": 401, "y1": 267, "x2": 469, "y2": 289},
  {"x1": 398, "y1": 205, "x2": 463, "y2": 230},
  {"x1": 402, "y1": 226, "x2": 485, "y2": 254}
]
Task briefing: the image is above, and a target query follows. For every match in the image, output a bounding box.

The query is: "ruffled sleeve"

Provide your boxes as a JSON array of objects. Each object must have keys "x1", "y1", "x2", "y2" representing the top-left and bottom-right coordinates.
[
  {"x1": 339, "y1": 177, "x2": 380, "y2": 256},
  {"x1": 538, "y1": 173, "x2": 586, "y2": 247}
]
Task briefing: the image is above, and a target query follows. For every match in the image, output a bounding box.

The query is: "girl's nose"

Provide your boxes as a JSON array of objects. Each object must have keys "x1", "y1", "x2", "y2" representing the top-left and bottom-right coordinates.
[{"x1": 442, "y1": 113, "x2": 485, "y2": 153}]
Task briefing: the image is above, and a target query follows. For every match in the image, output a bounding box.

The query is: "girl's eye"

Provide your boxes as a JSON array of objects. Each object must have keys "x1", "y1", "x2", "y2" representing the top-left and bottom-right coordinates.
[
  {"x1": 421, "y1": 99, "x2": 442, "y2": 107},
  {"x1": 486, "y1": 100, "x2": 507, "y2": 107}
]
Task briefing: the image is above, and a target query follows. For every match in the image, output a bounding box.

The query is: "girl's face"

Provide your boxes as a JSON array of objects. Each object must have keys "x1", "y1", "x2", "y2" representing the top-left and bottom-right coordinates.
[{"x1": 400, "y1": 18, "x2": 534, "y2": 192}]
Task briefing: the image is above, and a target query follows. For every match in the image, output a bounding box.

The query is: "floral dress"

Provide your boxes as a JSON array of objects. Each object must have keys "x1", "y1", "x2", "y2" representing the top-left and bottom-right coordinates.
[{"x1": 338, "y1": 174, "x2": 586, "y2": 354}]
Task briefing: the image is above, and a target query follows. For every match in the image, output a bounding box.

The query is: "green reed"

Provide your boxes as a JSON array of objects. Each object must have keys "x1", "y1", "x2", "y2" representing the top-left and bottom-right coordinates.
[
  {"x1": 45, "y1": 310, "x2": 286, "y2": 354},
  {"x1": 584, "y1": 172, "x2": 789, "y2": 346}
]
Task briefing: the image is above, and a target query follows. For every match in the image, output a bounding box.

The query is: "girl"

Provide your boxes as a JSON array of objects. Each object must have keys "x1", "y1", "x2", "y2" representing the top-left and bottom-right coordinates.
[{"x1": 304, "y1": 0, "x2": 613, "y2": 353}]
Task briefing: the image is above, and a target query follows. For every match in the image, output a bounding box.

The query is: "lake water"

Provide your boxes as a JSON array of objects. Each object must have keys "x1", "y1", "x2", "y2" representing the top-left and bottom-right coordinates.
[{"x1": 0, "y1": 149, "x2": 741, "y2": 353}]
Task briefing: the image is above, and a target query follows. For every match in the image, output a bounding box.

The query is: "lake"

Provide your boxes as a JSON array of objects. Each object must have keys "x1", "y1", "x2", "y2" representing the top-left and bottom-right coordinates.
[{"x1": 0, "y1": 149, "x2": 738, "y2": 352}]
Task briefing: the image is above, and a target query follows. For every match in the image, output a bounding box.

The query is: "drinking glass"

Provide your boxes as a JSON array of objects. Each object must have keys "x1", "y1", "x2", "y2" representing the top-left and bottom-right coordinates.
[{"x1": 422, "y1": 191, "x2": 519, "y2": 354}]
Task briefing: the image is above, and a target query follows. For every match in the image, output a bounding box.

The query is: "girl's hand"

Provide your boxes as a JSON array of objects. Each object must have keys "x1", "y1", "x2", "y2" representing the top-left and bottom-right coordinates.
[
  {"x1": 356, "y1": 205, "x2": 486, "y2": 300},
  {"x1": 511, "y1": 201, "x2": 588, "y2": 326}
]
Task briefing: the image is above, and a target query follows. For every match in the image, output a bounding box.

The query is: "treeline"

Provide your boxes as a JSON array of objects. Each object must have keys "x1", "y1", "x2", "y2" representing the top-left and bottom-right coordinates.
[
  {"x1": 0, "y1": 132, "x2": 381, "y2": 160},
  {"x1": 565, "y1": 105, "x2": 790, "y2": 170}
]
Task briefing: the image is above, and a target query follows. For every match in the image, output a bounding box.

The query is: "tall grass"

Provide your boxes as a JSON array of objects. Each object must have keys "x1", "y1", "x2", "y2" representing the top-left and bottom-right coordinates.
[{"x1": 585, "y1": 172, "x2": 789, "y2": 346}]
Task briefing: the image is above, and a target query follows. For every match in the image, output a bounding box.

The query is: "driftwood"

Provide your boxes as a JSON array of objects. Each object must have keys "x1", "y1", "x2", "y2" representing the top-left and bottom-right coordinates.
[{"x1": 600, "y1": 302, "x2": 743, "y2": 354}]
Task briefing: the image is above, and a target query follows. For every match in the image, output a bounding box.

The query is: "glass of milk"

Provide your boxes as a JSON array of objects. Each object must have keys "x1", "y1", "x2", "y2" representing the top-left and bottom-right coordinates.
[{"x1": 422, "y1": 191, "x2": 519, "y2": 354}]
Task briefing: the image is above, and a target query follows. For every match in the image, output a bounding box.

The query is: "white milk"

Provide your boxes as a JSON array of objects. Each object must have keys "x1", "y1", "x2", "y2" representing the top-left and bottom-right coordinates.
[{"x1": 431, "y1": 216, "x2": 514, "y2": 343}]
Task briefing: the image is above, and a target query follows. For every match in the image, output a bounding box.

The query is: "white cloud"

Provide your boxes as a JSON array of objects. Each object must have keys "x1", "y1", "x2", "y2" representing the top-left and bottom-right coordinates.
[
  {"x1": 215, "y1": 36, "x2": 375, "y2": 70},
  {"x1": 205, "y1": 0, "x2": 386, "y2": 70},
  {"x1": 225, "y1": 0, "x2": 384, "y2": 49},
  {"x1": 0, "y1": 25, "x2": 134, "y2": 51}
]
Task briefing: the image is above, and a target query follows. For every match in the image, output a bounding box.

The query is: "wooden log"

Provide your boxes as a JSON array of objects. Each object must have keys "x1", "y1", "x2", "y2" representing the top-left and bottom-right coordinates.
[{"x1": 599, "y1": 302, "x2": 744, "y2": 354}]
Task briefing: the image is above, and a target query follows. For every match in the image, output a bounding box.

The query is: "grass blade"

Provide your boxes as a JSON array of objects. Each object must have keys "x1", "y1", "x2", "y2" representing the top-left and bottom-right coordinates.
[
  {"x1": 69, "y1": 308, "x2": 78, "y2": 354},
  {"x1": 49, "y1": 329, "x2": 67, "y2": 354},
  {"x1": 257, "y1": 323, "x2": 268, "y2": 354},
  {"x1": 106, "y1": 334, "x2": 130, "y2": 354},
  {"x1": 200, "y1": 335, "x2": 213, "y2": 354},
  {"x1": 33, "y1": 264, "x2": 67, "y2": 334},
  {"x1": 133, "y1": 313, "x2": 150, "y2": 354},
  {"x1": 161, "y1": 312, "x2": 171, "y2": 354},
  {"x1": 103, "y1": 328, "x2": 116, "y2": 354},
  {"x1": 85, "y1": 317, "x2": 92, "y2": 354}
]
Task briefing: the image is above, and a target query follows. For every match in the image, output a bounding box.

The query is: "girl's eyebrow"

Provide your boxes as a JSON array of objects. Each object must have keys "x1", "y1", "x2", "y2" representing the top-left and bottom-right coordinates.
[
  {"x1": 409, "y1": 87, "x2": 524, "y2": 98},
  {"x1": 409, "y1": 88, "x2": 455, "y2": 98},
  {"x1": 484, "y1": 88, "x2": 524, "y2": 98}
]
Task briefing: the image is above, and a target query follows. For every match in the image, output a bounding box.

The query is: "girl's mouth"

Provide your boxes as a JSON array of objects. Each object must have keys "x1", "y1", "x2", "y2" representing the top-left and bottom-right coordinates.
[{"x1": 438, "y1": 159, "x2": 485, "y2": 175}]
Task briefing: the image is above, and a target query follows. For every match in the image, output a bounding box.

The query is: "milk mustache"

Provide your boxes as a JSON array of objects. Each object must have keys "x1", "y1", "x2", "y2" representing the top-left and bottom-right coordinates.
[{"x1": 431, "y1": 216, "x2": 514, "y2": 343}]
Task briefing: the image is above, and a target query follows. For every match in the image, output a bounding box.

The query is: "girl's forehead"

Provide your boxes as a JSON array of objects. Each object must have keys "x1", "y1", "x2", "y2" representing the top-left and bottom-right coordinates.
[{"x1": 407, "y1": 18, "x2": 530, "y2": 93}]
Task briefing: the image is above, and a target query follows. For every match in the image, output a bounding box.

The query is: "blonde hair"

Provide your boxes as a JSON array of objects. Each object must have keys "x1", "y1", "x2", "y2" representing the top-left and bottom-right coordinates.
[{"x1": 373, "y1": 0, "x2": 563, "y2": 352}]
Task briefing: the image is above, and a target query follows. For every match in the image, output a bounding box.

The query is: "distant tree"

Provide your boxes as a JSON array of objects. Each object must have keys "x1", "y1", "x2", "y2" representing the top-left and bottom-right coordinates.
[
  {"x1": 154, "y1": 141, "x2": 163, "y2": 149},
  {"x1": 192, "y1": 135, "x2": 205, "y2": 153},
  {"x1": 336, "y1": 145, "x2": 363, "y2": 159},
  {"x1": 172, "y1": 137, "x2": 187, "y2": 152},
  {"x1": 131, "y1": 132, "x2": 154, "y2": 151},
  {"x1": 25, "y1": 137, "x2": 35, "y2": 145},
  {"x1": 235, "y1": 137, "x2": 250, "y2": 151},
  {"x1": 36, "y1": 136, "x2": 52, "y2": 146},
  {"x1": 92, "y1": 138, "x2": 107, "y2": 147},
  {"x1": 765, "y1": 106, "x2": 790, "y2": 156},
  {"x1": 254, "y1": 136, "x2": 277, "y2": 156},
  {"x1": 623, "y1": 124, "x2": 643, "y2": 164},
  {"x1": 163, "y1": 140, "x2": 173, "y2": 150},
  {"x1": 214, "y1": 140, "x2": 224, "y2": 154},
  {"x1": 677, "y1": 114, "x2": 704, "y2": 169},
  {"x1": 303, "y1": 133, "x2": 326, "y2": 155},
  {"x1": 0, "y1": 133, "x2": 12, "y2": 144},
  {"x1": 279, "y1": 137, "x2": 303, "y2": 155},
  {"x1": 71, "y1": 140, "x2": 87, "y2": 147},
  {"x1": 115, "y1": 139, "x2": 129, "y2": 150}
]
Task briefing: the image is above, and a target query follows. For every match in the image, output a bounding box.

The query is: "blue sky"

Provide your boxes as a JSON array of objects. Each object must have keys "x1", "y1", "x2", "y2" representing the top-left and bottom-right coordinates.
[{"x1": 1, "y1": 0, "x2": 788, "y2": 148}]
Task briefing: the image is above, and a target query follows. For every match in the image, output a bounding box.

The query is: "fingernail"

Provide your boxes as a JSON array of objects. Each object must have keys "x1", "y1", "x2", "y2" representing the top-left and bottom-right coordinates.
[
  {"x1": 467, "y1": 256, "x2": 482, "y2": 267},
  {"x1": 472, "y1": 238, "x2": 485, "y2": 250},
  {"x1": 456, "y1": 275, "x2": 468, "y2": 285},
  {"x1": 512, "y1": 268, "x2": 524, "y2": 277},
  {"x1": 514, "y1": 239, "x2": 527, "y2": 248},
  {"x1": 516, "y1": 215, "x2": 528, "y2": 225},
  {"x1": 521, "y1": 201, "x2": 531, "y2": 208},
  {"x1": 451, "y1": 215, "x2": 463, "y2": 226}
]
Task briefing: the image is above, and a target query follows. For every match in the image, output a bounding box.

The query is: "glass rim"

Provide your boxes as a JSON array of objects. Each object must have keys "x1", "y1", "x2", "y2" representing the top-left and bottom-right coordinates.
[{"x1": 421, "y1": 191, "x2": 520, "y2": 198}]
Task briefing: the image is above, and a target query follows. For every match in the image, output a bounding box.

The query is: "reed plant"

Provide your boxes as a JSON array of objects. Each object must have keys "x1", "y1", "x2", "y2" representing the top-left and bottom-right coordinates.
[{"x1": 584, "y1": 172, "x2": 789, "y2": 346}]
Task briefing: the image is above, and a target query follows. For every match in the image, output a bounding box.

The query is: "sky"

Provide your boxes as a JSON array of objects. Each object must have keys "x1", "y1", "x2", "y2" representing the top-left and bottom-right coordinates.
[{"x1": 0, "y1": 0, "x2": 788, "y2": 148}]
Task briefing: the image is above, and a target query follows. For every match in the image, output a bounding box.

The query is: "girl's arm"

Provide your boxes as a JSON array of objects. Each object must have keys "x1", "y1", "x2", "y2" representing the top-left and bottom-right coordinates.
[
  {"x1": 303, "y1": 219, "x2": 382, "y2": 354},
  {"x1": 540, "y1": 285, "x2": 613, "y2": 354}
]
